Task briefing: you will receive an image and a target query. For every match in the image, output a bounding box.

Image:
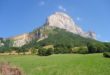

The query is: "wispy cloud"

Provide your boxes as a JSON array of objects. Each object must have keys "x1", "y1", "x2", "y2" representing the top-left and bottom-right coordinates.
[
  {"x1": 38, "y1": 1, "x2": 45, "y2": 6},
  {"x1": 58, "y1": 5, "x2": 67, "y2": 12}
]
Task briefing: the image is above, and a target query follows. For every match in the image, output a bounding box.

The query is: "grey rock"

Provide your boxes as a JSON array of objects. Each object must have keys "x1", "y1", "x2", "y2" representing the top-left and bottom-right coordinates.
[
  {"x1": 9, "y1": 12, "x2": 96, "y2": 47},
  {"x1": 45, "y1": 12, "x2": 96, "y2": 39}
]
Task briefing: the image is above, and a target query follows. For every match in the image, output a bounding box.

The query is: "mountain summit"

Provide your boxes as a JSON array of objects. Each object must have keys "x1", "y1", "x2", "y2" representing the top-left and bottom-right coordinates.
[
  {"x1": 46, "y1": 12, "x2": 83, "y2": 34},
  {"x1": 45, "y1": 12, "x2": 96, "y2": 39},
  {"x1": 1, "y1": 12, "x2": 96, "y2": 47}
]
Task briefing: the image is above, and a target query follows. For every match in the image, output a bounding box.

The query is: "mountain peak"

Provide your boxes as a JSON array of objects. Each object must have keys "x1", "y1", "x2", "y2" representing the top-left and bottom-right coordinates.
[
  {"x1": 45, "y1": 12, "x2": 83, "y2": 34},
  {"x1": 45, "y1": 11, "x2": 96, "y2": 39},
  {"x1": 53, "y1": 12, "x2": 71, "y2": 18},
  {"x1": 5, "y1": 12, "x2": 96, "y2": 47},
  {"x1": 46, "y1": 12, "x2": 82, "y2": 34}
]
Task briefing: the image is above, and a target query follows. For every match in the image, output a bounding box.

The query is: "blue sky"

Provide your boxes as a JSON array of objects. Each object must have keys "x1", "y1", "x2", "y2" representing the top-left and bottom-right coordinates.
[{"x1": 0, "y1": 0, "x2": 110, "y2": 42}]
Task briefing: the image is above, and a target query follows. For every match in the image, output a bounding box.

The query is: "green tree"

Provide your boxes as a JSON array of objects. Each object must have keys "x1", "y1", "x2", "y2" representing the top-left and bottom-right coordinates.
[
  {"x1": 46, "y1": 48, "x2": 54, "y2": 55},
  {"x1": 103, "y1": 43, "x2": 110, "y2": 52},
  {"x1": 38, "y1": 48, "x2": 53, "y2": 56},
  {"x1": 78, "y1": 47, "x2": 88, "y2": 54},
  {"x1": 103, "y1": 52, "x2": 110, "y2": 58},
  {"x1": 87, "y1": 42, "x2": 97, "y2": 53},
  {"x1": 96, "y1": 43, "x2": 106, "y2": 53}
]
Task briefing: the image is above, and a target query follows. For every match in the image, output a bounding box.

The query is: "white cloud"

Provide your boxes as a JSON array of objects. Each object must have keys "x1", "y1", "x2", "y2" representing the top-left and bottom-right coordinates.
[
  {"x1": 39, "y1": 1, "x2": 45, "y2": 6},
  {"x1": 58, "y1": 5, "x2": 67, "y2": 12}
]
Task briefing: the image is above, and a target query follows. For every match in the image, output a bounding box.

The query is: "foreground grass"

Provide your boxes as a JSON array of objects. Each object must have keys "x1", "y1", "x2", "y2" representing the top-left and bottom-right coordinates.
[{"x1": 0, "y1": 54, "x2": 110, "y2": 75}]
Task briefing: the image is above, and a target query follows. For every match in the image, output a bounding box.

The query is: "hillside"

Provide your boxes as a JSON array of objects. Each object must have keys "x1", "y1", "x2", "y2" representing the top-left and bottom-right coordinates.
[
  {"x1": 0, "y1": 12, "x2": 109, "y2": 54},
  {"x1": 37, "y1": 28, "x2": 99, "y2": 47},
  {"x1": 2, "y1": 12, "x2": 96, "y2": 47}
]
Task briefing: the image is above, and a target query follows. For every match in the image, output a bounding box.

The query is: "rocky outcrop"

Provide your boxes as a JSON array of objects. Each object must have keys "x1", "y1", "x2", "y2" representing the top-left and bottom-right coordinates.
[
  {"x1": 85, "y1": 31, "x2": 96, "y2": 39},
  {"x1": 10, "y1": 33, "x2": 31, "y2": 47},
  {"x1": 8, "y1": 12, "x2": 96, "y2": 47},
  {"x1": 45, "y1": 12, "x2": 96, "y2": 39},
  {"x1": 46, "y1": 12, "x2": 84, "y2": 34}
]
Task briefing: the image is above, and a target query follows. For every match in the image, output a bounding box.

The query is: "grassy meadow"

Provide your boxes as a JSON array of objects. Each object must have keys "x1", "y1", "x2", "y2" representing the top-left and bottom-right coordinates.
[{"x1": 0, "y1": 54, "x2": 110, "y2": 75}]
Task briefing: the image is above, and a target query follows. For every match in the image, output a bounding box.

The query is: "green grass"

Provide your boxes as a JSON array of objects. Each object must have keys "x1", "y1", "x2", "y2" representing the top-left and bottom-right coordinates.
[{"x1": 0, "y1": 54, "x2": 110, "y2": 75}]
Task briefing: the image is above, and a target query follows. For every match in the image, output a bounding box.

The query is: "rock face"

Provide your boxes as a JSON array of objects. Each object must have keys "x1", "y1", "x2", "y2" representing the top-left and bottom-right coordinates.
[
  {"x1": 9, "y1": 12, "x2": 96, "y2": 47},
  {"x1": 46, "y1": 12, "x2": 84, "y2": 34},
  {"x1": 10, "y1": 33, "x2": 31, "y2": 47},
  {"x1": 45, "y1": 12, "x2": 96, "y2": 39}
]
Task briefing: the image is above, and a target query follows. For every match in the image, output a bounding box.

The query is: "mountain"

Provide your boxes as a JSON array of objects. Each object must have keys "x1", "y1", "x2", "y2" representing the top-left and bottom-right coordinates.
[
  {"x1": 45, "y1": 12, "x2": 96, "y2": 39},
  {"x1": 37, "y1": 28, "x2": 98, "y2": 47},
  {"x1": 1, "y1": 12, "x2": 97, "y2": 47},
  {"x1": 9, "y1": 33, "x2": 31, "y2": 47},
  {"x1": 32, "y1": 12, "x2": 96, "y2": 40}
]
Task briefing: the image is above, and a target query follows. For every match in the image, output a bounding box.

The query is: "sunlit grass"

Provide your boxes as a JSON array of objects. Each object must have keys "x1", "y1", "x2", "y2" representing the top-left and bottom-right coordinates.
[{"x1": 0, "y1": 54, "x2": 110, "y2": 75}]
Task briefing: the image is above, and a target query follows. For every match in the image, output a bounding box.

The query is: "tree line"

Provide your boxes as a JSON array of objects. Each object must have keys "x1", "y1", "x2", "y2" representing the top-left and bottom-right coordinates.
[{"x1": 0, "y1": 28, "x2": 110, "y2": 56}]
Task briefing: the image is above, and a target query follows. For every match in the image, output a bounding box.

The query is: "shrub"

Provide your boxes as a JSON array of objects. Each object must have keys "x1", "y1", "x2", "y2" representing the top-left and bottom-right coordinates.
[
  {"x1": 103, "y1": 52, "x2": 110, "y2": 58},
  {"x1": 46, "y1": 48, "x2": 54, "y2": 55},
  {"x1": 103, "y1": 43, "x2": 110, "y2": 52},
  {"x1": 31, "y1": 48, "x2": 37, "y2": 54},
  {"x1": 54, "y1": 47, "x2": 62, "y2": 54},
  {"x1": 87, "y1": 42, "x2": 107, "y2": 53},
  {"x1": 54, "y1": 47, "x2": 72, "y2": 54},
  {"x1": 72, "y1": 47, "x2": 88, "y2": 54},
  {"x1": 78, "y1": 47, "x2": 88, "y2": 54},
  {"x1": 72, "y1": 47, "x2": 79, "y2": 53},
  {"x1": 38, "y1": 48, "x2": 53, "y2": 56},
  {"x1": 87, "y1": 42, "x2": 97, "y2": 53}
]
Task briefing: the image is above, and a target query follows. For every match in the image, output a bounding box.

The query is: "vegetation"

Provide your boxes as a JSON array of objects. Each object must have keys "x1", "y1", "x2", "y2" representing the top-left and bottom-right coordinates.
[
  {"x1": 87, "y1": 42, "x2": 109, "y2": 53},
  {"x1": 38, "y1": 28, "x2": 99, "y2": 47},
  {"x1": 38, "y1": 48, "x2": 54, "y2": 56},
  {"x1": 103, "y1": 42, "x2": 110, "y2": 52},
  {"x1": 103, "y1": 52, "x2": 110, "y2": 58},
  {"x1": 0, "y1": 28, "x2": 110, "y2": 55},
  {"x1": 0, "y1": 39, "x2": 13, "y2": 53},
  {"x1": 54, "y1": 44, "x2": 72, "y2": 54},
  {"x1": 77, "y1": 47, "x2": 88, "y2": 54},
  {"x1": 0, "y1": 54, "x2": 110, "y2": 75},
  {"x1": 0, "y1": 62, "x2": 23, "y2": 75}
]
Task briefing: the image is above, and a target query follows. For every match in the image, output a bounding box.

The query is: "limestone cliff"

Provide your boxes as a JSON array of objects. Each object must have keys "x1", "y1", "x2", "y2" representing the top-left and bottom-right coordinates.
[
  {"x1": 45, "y1": 12, "x2": 96, "y2": 39},
  {"x1": 10, "y1": 33, "x2": 31, "y2": 47},
  {"x1": 8, "y1": 12, "x2": 96, "y2": 47}
]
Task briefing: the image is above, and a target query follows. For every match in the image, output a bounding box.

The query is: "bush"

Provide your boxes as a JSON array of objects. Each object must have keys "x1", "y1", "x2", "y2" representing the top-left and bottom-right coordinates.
[
  {"x1": 38, "y1": 48, "x2": 53, "y2": 56},
  {"x1": 78, "y1": 47, "x2": 88, "y2": 54},
  {"x1": 87, "y1": 42, "x2": 107, "y2": 53},
  {"x1": 72, "y1": 47, "x2": 79, "y2": 53},
  {"x1": 46, "y1": 48, "x2": 54, "y2": 55},
  {"x1": 72, "y1": 47, "x2": 88, "y2": 54},
  {"x1": 103, "y1": 43, "x2": 110, "y2": 52},
  {"x1": 103, "y1": 52, "x2": 110, "y2": 58},
  {"x1": 54, "y1": 47, "x2": 62, "y2": 54},
  {"x1": 54, "y1": 47, "x2": 72, "y2": 54},
  {"x1": 87, "y1": 42, "x2": 97, "y2": 53}
]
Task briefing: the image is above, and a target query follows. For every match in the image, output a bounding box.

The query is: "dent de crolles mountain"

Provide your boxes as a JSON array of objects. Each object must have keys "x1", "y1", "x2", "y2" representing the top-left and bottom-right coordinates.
[
  {"x1": 0, "y1": 12, "x2": 96, "y2": 47},
  {"x1": 44, "y1": 12, "x2": 96, "y2": 39}
]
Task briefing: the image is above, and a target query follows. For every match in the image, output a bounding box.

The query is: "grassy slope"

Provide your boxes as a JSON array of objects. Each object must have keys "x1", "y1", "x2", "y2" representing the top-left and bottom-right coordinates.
[
  {"x1": 38, "y1": 28, "x2": 100, "y2": 47},
  {"x1": 0, "y1": 54, "x2": 110, "y2": 75}
]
